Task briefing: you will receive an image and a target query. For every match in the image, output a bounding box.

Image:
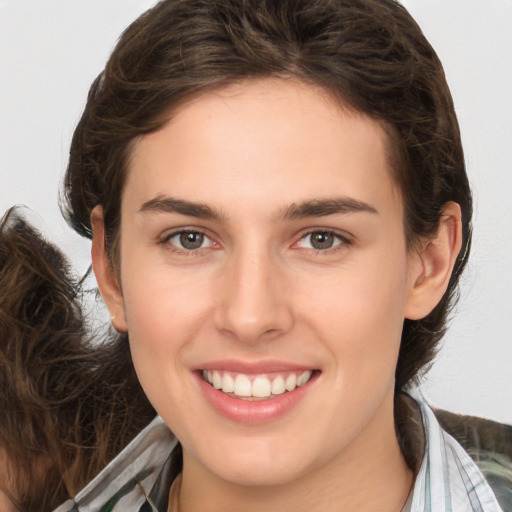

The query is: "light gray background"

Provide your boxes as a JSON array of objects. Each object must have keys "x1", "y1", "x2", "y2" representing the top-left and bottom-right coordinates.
[{"x1": 1, "y1": 0, "x2": 511, "y2": 424}]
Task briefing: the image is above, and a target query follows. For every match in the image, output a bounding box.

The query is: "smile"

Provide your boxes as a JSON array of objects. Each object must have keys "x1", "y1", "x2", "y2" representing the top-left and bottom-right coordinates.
[
  {"x1": 201, "y1": 370, "x2": 314, "y2": 399},
  {"x1": 196, "y1": 365, "x2": 319, "y2": 423}
]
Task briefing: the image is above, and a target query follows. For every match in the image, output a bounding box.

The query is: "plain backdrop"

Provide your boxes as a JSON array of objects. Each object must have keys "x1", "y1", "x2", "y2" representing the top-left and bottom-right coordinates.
[{"x1": 1, "y1": 0, "x2": 511, "y2": 424}]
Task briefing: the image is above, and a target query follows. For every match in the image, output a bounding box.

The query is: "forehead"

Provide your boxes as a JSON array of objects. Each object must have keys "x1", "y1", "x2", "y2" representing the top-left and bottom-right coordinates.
[{"x1": 124, "y1": 79, "x2": 401, "y2": 218}]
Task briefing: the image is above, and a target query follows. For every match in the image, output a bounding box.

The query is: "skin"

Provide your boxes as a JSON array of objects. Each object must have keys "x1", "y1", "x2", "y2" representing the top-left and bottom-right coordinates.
[
  {"x1": 93, "y1": 79, "x2": 462, "y2": 512},
  {"x1": 0, "y1": 492, "x2": 15, "y2": 512},
  {"x1": 0, "y1": 483, "x2": 16, "y2": 512}
]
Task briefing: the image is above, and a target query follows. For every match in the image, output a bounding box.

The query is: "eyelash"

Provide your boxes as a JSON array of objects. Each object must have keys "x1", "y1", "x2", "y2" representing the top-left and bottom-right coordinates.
[
  {"x1": 158, "y1": 228, "x2": 352, "y2": 255},
  {"x1": 159, "y1": 229, "x2": 216, "y2": 256},
  {"x1": 295, "y1": 229, "x2": 352, "y2": 254}
]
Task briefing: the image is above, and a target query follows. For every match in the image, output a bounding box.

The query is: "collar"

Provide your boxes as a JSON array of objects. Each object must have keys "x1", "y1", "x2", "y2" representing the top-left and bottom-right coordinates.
[
  {"x1": 407, "y1": 388, "x2": 503, "y2": 512},
  {"x1": 52, "y1": 391, "x2": 503, "y2": 512}
]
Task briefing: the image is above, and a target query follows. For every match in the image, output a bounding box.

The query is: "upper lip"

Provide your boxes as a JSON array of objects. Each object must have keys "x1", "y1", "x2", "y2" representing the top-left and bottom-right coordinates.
[{"x1": 194, "y1": 359, "x2": 318, "y2": 374}]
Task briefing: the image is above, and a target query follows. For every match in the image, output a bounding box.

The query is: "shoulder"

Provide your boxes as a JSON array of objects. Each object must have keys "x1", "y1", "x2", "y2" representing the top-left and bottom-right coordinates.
[{"x1": 434, "y1": 408, "x2": 512, "y2": 511}]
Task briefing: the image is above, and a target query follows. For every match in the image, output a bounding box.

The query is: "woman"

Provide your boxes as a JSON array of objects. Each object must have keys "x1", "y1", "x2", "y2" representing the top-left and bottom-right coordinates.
[{"x1": 2, "y1": 0, "x2": 510, "y2": 510}]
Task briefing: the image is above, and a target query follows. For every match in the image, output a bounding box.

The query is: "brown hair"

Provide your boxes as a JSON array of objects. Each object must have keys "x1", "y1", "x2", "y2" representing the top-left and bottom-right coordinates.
[
  {"x1": 62, "y1": 0, "x2": 471, "y2": 468},
  {"x1": 0, "y1": 207, "x2": 155, "y2": 511}
]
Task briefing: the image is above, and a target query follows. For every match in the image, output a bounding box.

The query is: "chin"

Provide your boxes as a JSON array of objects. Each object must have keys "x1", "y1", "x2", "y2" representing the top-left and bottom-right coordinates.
[
  {"x1": 209, "y1": 456, "x2": 309, "y2": 488},
  {"x1": 185, "y1": 430, "x2": 323, "y2": 488}
]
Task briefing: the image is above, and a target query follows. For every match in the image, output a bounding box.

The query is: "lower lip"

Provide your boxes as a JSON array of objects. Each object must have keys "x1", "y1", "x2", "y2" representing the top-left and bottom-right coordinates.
[{"x1": 196, "y1": 372, "x2": 318, "y2": 424}]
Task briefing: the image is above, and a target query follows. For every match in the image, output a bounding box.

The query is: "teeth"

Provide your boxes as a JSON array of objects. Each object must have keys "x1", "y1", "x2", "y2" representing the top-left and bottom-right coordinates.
[
  {"x1": 285, "y1": 374, "x2": 297, "y2": 391},
  {"x1": 212, "y1": 371, "x2": 222, "y2": 389},
  {"x1": 221, "y1": 373, "x2": 234, "y2": 393},
  {"x1": 202, "y1": 370, "x2": 314, "y2": 398},
  {"x1": 271, "y1": 375, "x2": 286, "y2": 395},
  {"x1": 252, "y1": 376, "x2": 272, "y2": 398},
  {"x1": 297, "y1": 370, "x2": 312, "y2": 386},
  {"x1": 234, "y1": 374, "x2": 252, "y2": 397}
]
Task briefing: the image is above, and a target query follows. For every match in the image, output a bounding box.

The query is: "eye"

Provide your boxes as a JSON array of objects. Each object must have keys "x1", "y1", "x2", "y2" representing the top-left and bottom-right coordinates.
[
  {"x1": 164, "y1": 230, "x2": 215, "y2": 251},
  {"x1": 296, "y1": 231, "x2": 346, "y2": 251}
]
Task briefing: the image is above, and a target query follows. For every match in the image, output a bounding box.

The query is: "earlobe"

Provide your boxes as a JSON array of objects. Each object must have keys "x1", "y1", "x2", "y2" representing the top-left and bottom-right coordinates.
[
  {"x1": 404, "y1": 202, "x2": 463, "y2": 320},
  {"x1": 91, "y1": 206, "x2": 128, "y2": 332}
]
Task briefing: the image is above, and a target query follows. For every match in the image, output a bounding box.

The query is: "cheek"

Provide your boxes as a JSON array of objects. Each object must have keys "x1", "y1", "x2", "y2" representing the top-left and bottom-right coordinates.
[
  {"x1": 118, "y1": 252, "x2": 223, "y2": 400},
  {"x1": 122, "y1": 281, "x2": 207, "y2": 366},
  {"x1": 121, "y1": 275, "x2": 208, "y2": 420},
  {"x1": 121, "y1": 245, "x2": 214, "y2": 335},
  {"x1": 299, "y1": 250, "x2": 409, "y2": 373}
]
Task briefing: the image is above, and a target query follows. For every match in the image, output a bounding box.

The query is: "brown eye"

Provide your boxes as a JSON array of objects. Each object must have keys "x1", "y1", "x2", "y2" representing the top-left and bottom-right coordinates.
[{"x1": 179, "y1": 231, "x2": 205, "y2": 250}]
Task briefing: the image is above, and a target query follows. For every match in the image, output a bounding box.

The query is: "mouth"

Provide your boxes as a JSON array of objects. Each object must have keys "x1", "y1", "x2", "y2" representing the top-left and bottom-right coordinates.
[
  {"x1": 200, "y1": 369, "x2": 317, "y2": 401},
  {"x1": 196, "y1": 364, "x2": 320, "y2": 423}
]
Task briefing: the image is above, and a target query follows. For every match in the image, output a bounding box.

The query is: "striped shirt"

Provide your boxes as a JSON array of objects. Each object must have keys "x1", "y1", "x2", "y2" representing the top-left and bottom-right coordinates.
[
  {"x1": 53, "y1": 392, "x2": 505, "y2": 512},
  {"x1": 406, "y1": 389, "x2": 504, "y2": 511}
]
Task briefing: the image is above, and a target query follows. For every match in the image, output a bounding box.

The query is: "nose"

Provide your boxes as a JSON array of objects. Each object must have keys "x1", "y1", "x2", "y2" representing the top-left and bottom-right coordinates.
[{"x1": 214, "y1": 248, "x2": 294, "y2": 344}]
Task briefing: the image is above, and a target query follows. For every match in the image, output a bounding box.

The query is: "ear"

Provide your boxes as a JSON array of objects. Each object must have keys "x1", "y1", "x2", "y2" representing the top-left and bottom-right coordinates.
[
  {"x1": 91, "y1": 206, "x2": 128, "y2": 332},
  {"x1": 404, "y1": 202, "x2": 463, "y2": 320}
]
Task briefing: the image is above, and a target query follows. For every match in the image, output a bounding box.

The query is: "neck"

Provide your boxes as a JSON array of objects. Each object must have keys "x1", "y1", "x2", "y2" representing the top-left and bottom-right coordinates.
[{"x1": 175, "y1": 394, "x2": 413, "y2": 512}]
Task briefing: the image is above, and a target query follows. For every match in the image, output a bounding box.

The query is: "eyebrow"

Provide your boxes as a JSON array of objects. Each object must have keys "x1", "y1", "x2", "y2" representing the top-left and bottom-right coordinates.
[
  {"x1": 139, "y1": 195, "x2": 378, "y2": 221},
  {"x1": 139, "y1": 196, "x2": 225, "y2": 220},
  {"x1": 281, "y1": 197, "x2": 378, "y2": 220}
]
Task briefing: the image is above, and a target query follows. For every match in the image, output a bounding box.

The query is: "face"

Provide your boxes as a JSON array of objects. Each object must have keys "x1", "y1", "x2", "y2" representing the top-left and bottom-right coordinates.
[{"x1": 107, "y1": 79, "x2": 423, "y2": 487}]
